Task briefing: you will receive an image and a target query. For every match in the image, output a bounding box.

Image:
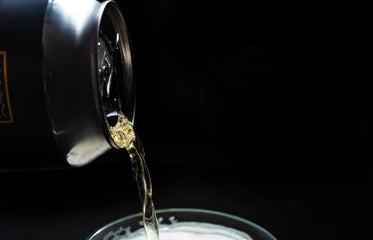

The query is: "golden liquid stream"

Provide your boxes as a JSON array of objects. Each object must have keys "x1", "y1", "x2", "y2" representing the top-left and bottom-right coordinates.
[{"x1": 106, "y1": 112, "x2": 159, "y2": 240}]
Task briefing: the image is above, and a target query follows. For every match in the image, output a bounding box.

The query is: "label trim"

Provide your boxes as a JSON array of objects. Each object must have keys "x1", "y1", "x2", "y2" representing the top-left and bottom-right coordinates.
[{"x1": 0, "y1": 51, "x2": 14, "y2": 123}]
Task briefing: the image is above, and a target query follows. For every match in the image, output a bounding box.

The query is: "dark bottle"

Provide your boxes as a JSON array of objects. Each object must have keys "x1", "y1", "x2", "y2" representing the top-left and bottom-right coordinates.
[{"x1": 0, "y1": 0, "x2": 135, "y2": 170}]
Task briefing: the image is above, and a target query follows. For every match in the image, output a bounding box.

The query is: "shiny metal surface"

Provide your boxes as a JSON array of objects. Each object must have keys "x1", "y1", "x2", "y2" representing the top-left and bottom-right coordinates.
[{"x1": 42, "y1": 0, "x2": 134, "y2": 166}]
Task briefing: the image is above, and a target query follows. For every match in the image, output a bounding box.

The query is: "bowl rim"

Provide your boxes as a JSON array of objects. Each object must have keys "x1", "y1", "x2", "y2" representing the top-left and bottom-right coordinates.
[{"x1": 86, "y1": 208, "x2": 276, "y2": 240}]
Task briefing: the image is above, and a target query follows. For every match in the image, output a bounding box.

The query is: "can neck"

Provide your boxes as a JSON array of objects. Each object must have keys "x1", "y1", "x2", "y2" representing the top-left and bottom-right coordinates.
[{"x1": 42, "y1": 0, "x2": 135, "y2": 166}]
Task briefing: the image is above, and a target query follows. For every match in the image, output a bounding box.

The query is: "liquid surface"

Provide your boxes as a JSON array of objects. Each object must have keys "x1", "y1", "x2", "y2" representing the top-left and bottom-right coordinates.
[
  {"x1": 107, "y1": 112, "x2": 159, "y2": 240},
  {"x1": 112, "y1": 221, "x2": 253, "y2": 240}
]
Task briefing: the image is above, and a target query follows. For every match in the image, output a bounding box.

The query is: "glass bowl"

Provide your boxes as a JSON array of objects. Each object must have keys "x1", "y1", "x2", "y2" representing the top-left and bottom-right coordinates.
[{"x1": 87, "y1": 208, "x2": 276, "y2": 240}]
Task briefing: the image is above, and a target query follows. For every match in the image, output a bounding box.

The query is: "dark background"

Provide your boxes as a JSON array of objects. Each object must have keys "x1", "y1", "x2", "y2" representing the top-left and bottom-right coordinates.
[{"x1": 0, "y1": 1, "x2": 371, "y2": 239}]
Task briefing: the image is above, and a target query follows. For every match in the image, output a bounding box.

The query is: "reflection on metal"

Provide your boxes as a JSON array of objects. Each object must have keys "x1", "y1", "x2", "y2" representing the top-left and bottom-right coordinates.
[
  {"x1": 53, "y1": 0, "x2": 97, "y2": 39},
  {"x1": 43, "y1": 0, "x2": 134, "y2": 166}
]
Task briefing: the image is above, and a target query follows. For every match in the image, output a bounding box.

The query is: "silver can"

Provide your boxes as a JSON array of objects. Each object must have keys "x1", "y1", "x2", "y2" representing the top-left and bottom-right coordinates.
[{"x1": 0, "y1": 0, "x2": 135, "y2": 170}]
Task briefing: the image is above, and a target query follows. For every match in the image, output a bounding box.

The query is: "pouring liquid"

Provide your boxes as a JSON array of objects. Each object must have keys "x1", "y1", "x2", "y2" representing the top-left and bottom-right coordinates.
[{"x1": 106, "y1": 112, "x2": 159, "y2": 240}]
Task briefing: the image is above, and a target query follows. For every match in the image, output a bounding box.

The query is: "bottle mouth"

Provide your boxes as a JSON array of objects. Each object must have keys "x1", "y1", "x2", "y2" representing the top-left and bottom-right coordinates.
[{"x1": 97, "y1": 2, "x2": 135, "y2": 146}]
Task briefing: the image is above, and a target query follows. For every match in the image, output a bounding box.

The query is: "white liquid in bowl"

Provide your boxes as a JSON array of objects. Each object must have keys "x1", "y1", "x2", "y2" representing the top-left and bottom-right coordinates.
[{"x1": 112, "y1": 221, "x2": 253, "y2": 240}]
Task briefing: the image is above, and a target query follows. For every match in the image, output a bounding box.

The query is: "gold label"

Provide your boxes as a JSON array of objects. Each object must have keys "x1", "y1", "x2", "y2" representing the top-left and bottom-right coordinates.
[{"x1": 0, "y1": 51, "x2": 13, "y2": 123}]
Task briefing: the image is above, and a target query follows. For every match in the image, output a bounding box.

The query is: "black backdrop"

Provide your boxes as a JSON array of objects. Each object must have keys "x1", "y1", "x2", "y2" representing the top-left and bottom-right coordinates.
[
  {"x1": 117, "y1": 1, "x2": 372, "y2": 183},
  {"x1": 0, "y1": 1, "x2": 371, "y2": 240}
]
